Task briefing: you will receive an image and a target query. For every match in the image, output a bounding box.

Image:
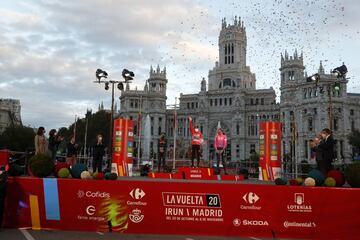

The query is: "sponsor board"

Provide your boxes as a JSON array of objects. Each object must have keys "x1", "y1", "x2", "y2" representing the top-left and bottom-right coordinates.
[
  {"x1": 77, "y1": 190, "x2": 110, "y2": 199},
  {"x1": 162, "y1": 192, "x2": 223, "y2": 222},
  {"x1": 128, "y1": 188, "x2": 147, "y2": 206},
  {"x1": 240, "y1": 192, "x2": 261, "y2": 210},
  {"x1": 287, "y1": 193, "x2": 312, "y2": 213},
  {"x1": 129, "y1": 209, "x2": 144, "y2": 223},
  {"x1": 284, "y1": 221, "x2": 316, "y2": 228},
  {"x1": 233, "y1": 219, "x2": 269, "y2": 227}
]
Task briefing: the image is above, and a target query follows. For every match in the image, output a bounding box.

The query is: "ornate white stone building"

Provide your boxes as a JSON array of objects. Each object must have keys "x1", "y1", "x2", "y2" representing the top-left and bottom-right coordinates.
[
  {"x1": 119, "y1": 17, "x2": 360, "y2": 164},
  {"x1": 0, "y1": 98, "x2": 22, "y2": 133}
]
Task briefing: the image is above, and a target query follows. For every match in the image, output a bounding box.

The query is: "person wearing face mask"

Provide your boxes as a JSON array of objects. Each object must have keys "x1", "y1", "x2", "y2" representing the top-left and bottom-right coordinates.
[
  {"x1": 189, "y1": 117, "x2": 203, "y2": 168},
  {"x1": 93, "y1": 134, "x2": 105, "y2": 173},
  {"x1": 214, "y1": 128, "x2": 228, "y2": 175},
  {"x1": 317, "y1": 128, "x2": 335, "y2": 175}
]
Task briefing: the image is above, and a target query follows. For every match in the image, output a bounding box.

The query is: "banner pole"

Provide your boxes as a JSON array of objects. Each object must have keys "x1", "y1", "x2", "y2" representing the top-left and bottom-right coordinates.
[{"x1": 173, "y1": 97, "x2": 177, "y2": 172}]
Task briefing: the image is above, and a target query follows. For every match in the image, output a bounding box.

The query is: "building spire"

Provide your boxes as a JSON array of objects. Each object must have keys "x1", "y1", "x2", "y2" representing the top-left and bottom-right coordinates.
[{"x1": 318, "y1": 60, "x2": 324, "y2": 74}]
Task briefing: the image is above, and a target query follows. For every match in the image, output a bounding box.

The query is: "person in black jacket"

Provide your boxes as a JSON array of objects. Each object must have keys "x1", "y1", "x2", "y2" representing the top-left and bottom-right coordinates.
[
  {"x1": 66, "y1": 135, "x2": 78, "y2": 166},
  {"x1": 48, "y1": 129, "x2": 64, "y2": 162},
  {"x1": 0, "y1": 166, "x2": 8, "y2": 231},
  {"x1": 317, "y1": 128, "x2": 335, "y2": 175},
  {"x1": 157, "y1": 133, "x2": 167, "y2": 172},
  {"x1": 93, "y1": 134, "x2": 105, "y2": 173}
]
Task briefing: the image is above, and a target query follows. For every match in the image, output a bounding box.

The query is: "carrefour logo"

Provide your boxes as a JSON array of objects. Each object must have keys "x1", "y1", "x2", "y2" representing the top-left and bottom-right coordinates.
[
  {"x1": 243, "y1": 192, "x2": 259, "y2": 204},
  {"x1": 130, "y1": 188, "x2": 146, "y2": 200}
]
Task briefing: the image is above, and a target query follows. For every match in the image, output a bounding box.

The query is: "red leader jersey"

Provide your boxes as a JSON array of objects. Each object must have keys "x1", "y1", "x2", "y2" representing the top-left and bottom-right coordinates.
[{"x1": 189, "y1": 119, "x2": 203, "y2": 145}]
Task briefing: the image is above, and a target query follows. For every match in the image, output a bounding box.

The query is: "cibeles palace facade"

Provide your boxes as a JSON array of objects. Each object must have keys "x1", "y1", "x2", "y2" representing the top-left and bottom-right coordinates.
[{"x1": 119, "y1": 17, "x2": 360, "y2": 164}]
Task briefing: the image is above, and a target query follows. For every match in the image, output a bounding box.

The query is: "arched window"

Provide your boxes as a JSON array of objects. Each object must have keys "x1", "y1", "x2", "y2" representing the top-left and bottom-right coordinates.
[{"x1": 223, "y1": 78, "x2": 232, "y2": 87}]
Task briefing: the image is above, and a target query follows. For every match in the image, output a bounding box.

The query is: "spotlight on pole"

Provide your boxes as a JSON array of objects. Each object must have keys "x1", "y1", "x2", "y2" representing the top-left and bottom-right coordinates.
[
  {"x1": 331, "y1": 64, "x2": 347, "y2": 78},
  {"x1": 96, "y1": 69, "x2": 108, "y2": 82},
  {"x1": 122, "y1": 69, "x2": 134, "y2": 82},
  {"x1": 104, "y1": 82, "x2": 109, "y2": 90},
  {"x1": 117, "y1": 83, "x2": 124, "y2": 90},
  {"x1": 306, "y1": 73, "x2": 320, "y2": 85}
]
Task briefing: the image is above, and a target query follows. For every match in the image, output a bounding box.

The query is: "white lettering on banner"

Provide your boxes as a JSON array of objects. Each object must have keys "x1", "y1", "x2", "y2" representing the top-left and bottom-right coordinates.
[
  {"x1": 166, "y1": 194, "x2": 204, "y2": 206},
  {"x1": 242, "y1": 220, "x2": 269, "y2": 226},
  {"x1": 284, "y1": 221, "x2": 316, "y2": 228},
  {"x1": 127, "y1": 201, "x2": 147, "y2": 206},
  {"x1": 192, "y1": 209, "x2": 223, "y2": 217},
  {"x1": 77, "y1": 190, "x2": 110, "y2": 199},
  {"x1": 240, "y1": 205, "x2": 261, "y2": 210},
  {"x1": 165, "y1": 208, "x2": 184, "y2": 216},
  {"x1": 190, "y1": 174, "x2": 202, "y2": 178},
  {"x1": 162, "y1": 192, "x2": 223, "y2": 223},
  {"x1": 76, "y1": 205, "x2": 105, "y2": 222},
  {"x1": 86, "y1": 191, "x2": 110, "y2": 198},
  {"x1": 287, "y1": 193, "x2": 312, "y2": 213}
]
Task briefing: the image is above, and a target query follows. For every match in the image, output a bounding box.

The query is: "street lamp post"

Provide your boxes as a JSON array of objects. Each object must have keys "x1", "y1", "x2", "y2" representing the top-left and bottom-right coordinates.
[
  {"x1": 94, "y1": 68, "x2": 134, "y2": 170},
  {"x1": 307, "y1": 64, "x2": 347, "y2": 131}
]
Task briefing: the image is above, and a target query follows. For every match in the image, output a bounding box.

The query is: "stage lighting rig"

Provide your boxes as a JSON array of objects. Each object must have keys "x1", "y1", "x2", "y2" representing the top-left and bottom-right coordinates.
[
  {"x1": 306, "y1": 73, "x2": 320, "y2": 85},
  {"x1": 117, "y1": 83, "x2": 124, "y2": 90},
  {"x1": 93, "y1": 68, "x2": 135, "y2": 168},
  {"x1": 331, "y1": 64, "x2": 347, "y2": 78},
  {"x1": 122, "y1": 69, "x2": 135, "y2": 82},
  {"x1": 96, "y1": 68, "x2": 108, "y2": 82}
]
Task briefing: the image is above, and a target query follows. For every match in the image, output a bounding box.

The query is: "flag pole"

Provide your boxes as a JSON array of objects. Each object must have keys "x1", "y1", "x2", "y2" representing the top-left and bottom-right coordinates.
[
  {"x1": 73, "y1": 115, "x2": 77, "y2": 140},
  {"x1": 137, "y1": 96, "x2": 142, "y2": 170},
  {"x1": 172, "y1": 97, "x2": 177, "y2": 172}
]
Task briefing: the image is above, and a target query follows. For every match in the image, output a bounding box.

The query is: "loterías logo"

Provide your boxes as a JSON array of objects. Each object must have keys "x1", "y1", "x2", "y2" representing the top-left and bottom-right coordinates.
[{"x1": 130, "y1": 188, "x2": 146, "y2": 200}]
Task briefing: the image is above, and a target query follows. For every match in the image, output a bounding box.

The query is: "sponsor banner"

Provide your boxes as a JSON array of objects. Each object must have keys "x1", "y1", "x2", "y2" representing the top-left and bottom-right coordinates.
[
  {"x1": 4, "y1": 177, "x2": 360, "y2": 239},
  {"x1": 178, "y1": 167, "x2": 214, "y2": 180},
  {"x1": 112, "y1": 119, "x2": 134, "y2": 176},
  {"x1": 259, "y1": 122, "x2": 282, "y2": 180}
]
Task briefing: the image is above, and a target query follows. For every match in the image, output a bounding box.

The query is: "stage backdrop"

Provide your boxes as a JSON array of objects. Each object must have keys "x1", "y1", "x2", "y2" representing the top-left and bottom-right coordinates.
[{"x1": 4, "y1": 177, "x2": 360, "y2": 239}]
